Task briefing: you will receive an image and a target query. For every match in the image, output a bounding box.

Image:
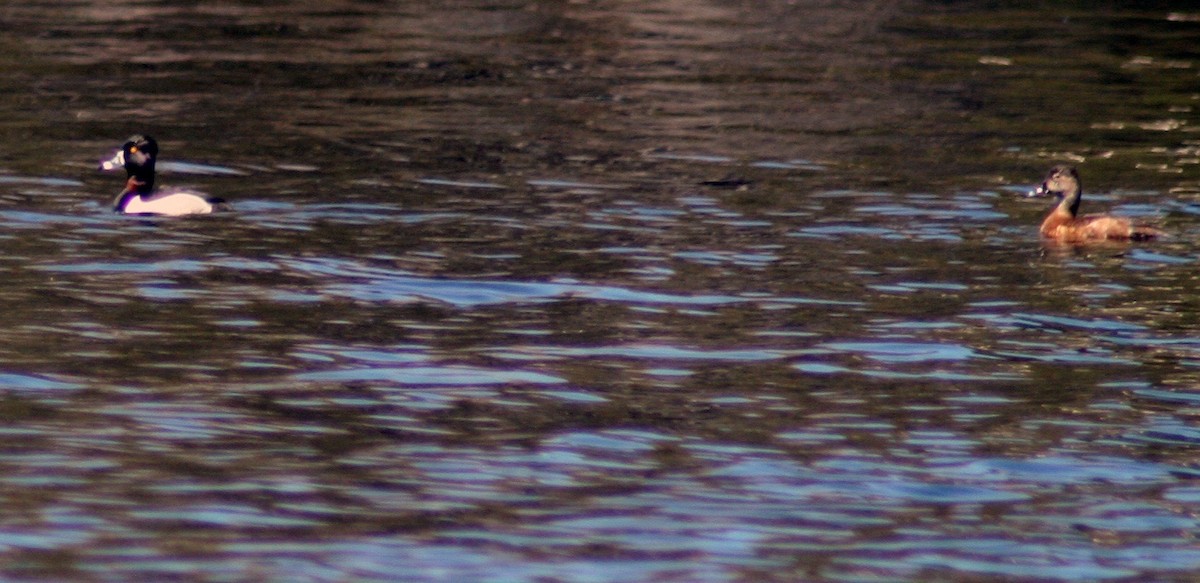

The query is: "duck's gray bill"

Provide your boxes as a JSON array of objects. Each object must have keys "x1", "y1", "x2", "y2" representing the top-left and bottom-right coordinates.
[{"x1": 99, "y1": 150, "x2": 124, "y2": 171}]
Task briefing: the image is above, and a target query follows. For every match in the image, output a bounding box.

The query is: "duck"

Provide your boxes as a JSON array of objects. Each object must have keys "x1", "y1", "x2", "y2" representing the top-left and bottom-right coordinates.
[
  {"x1": 1027, "y1": 165, "x2": 1162, "y2": 242},
  {"x1": 99, "y1": 135, "x2": 227, "y2": 216}
]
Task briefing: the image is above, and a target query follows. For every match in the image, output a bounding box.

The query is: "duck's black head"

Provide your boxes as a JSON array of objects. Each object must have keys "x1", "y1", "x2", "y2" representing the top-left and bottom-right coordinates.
[
  {"x1": 100, "y1": 134, "x2": 158, "y2": 179},
  {"x1": 1028, "y1": 165, "x2": 1082, "y2": 216},
  {"x1": 100, "y1": 135, "x2": 159, "y2": 196}
]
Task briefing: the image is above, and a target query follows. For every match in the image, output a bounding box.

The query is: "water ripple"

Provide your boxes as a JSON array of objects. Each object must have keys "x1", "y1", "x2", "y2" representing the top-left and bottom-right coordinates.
[
  {"x1": 820, "y1": 341, "x2": 976, "y2": 363},
  {"x1": 279, "y1": 257, "x2": 820, "y2": 308},
  {"x1": 491, "y1": 343, "x2": 791, "y2": 362},
  {"x1": 293, "y1": 365, "x2": 565, "y2": 386}
]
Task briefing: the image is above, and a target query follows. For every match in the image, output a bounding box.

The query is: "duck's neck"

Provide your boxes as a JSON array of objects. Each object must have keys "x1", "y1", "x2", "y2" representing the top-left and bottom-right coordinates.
[
  {"x1": 113, "y1": 172, "x2": 155, "y2": 211},
  {"x1": 1056, "y1": 187, "x2": 1081, "y2": 218},
  {"x1": 126, "y1": 163, "x2": 155, "y2": 195},
  {"x1": 123, "y1": 176, "x2": 153, "y2": 196}
]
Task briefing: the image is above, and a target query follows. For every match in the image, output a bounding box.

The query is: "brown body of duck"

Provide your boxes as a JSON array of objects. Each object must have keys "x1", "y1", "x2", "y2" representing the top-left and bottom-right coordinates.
[{"x1": 1029, "y1": 165, "x2": 1163, "y2": 242}]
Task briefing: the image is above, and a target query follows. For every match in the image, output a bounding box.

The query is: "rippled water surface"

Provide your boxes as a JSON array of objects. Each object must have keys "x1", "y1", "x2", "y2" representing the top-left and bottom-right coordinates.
[{"x1": 1, "y1": 1, "x2": 1200, "y2": 581}]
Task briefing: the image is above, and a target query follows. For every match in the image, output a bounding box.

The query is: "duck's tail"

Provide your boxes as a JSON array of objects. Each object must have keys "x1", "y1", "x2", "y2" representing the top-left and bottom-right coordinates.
[{"x1": 207, "y1": 196, "x2": 233, "y2": 212}]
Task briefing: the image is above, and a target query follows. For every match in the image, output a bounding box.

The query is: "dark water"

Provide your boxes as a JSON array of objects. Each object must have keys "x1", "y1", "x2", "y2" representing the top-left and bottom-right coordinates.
[{"x1": 0, "y1": 1, "x2": 1199, "y2": 580}]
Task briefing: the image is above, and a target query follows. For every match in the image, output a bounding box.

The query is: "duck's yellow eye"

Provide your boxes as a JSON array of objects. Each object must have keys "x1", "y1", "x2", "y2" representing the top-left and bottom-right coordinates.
[{"x1": 130, "y1": 146, "x2": 138, "y2": 154}]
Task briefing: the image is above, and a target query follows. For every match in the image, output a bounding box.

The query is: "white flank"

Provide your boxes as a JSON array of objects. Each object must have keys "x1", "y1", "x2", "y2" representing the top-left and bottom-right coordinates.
[{"x1": 122, "y1": 191, "x2": 214, "y2": 216}]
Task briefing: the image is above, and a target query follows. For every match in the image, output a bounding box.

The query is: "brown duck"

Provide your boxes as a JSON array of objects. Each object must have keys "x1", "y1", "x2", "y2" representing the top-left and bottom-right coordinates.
[{"x1": 1028, "y1": 165, "x2": 1162, "y2": 242}]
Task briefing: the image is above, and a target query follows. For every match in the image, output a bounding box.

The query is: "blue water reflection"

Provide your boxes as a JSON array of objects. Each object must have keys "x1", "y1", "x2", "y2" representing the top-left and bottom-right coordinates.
[{"x1": 0, "y1": 0, "x2": 1197, "y2": 581}]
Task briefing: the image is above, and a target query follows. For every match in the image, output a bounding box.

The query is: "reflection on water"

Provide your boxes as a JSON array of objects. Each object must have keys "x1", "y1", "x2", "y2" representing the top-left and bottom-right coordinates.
[{"x1": 0, "y1": 0, "x2": 1197, "y2": 581}]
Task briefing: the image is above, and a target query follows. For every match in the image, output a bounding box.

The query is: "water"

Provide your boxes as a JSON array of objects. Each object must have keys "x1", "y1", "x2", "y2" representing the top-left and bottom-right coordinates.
[{"x1": 0, "y1": 1, "x2": 1198, "y2": 581}]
